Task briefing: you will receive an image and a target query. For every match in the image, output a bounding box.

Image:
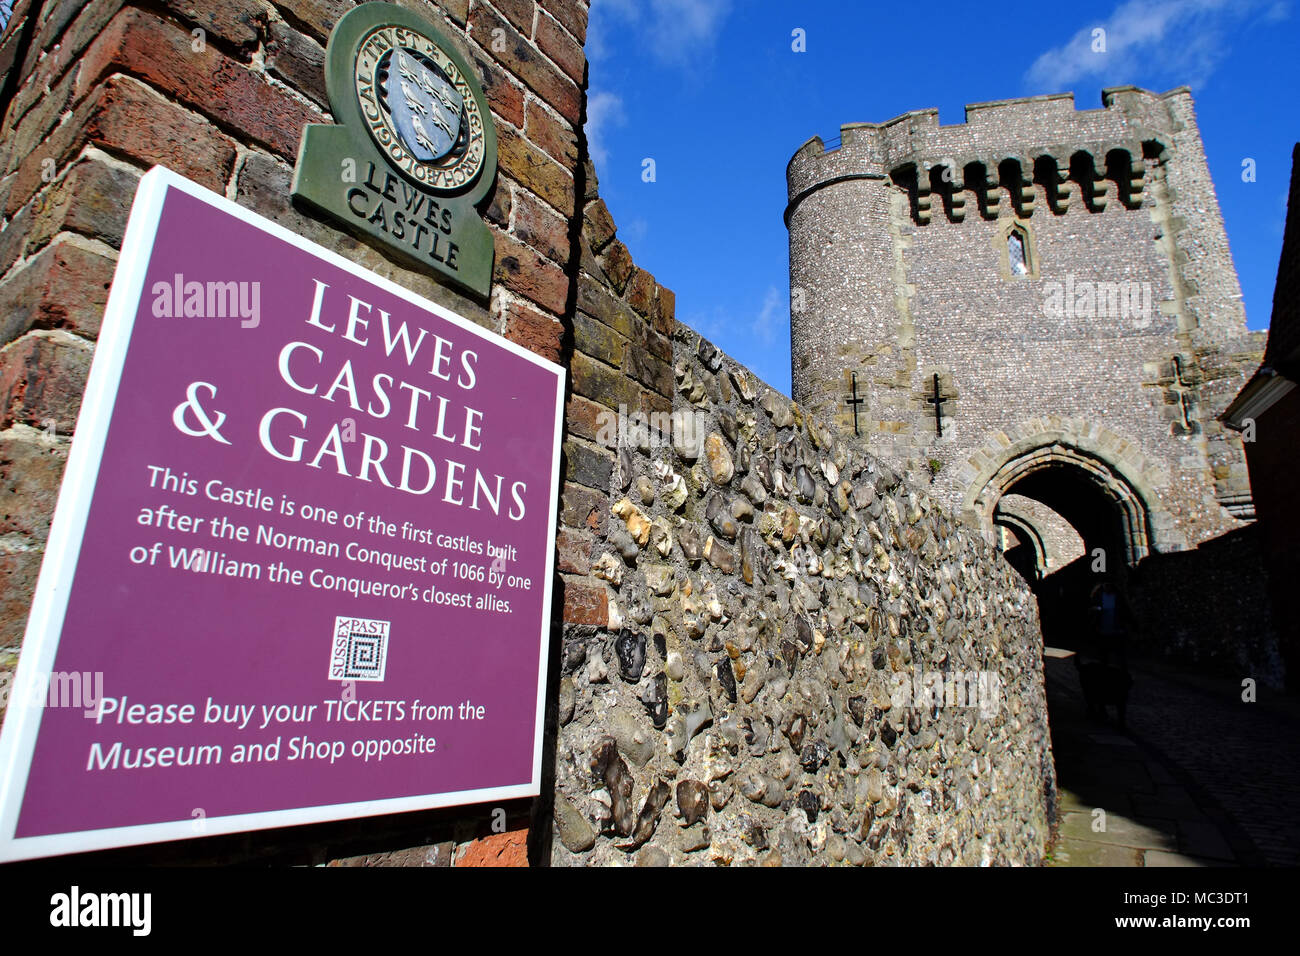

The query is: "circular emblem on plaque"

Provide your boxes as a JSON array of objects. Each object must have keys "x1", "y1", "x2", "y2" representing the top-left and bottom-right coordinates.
[
  {"x1": 353, "y1": 25, "x2": 487, "y2": 193},
  {"x1": 294, "y1": 3, "x2": 498, "y2": 296}
]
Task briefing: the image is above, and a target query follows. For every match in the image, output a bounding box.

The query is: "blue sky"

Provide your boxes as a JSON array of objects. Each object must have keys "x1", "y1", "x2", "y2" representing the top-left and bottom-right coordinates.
[{"x1": 584, "y1": 0, "x2": 1300, "y2": 395}]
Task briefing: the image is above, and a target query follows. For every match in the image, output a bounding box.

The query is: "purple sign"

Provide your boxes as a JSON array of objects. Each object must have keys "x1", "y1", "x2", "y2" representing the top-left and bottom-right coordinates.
[{"x1": 0, "y1": 169, "x2": 564, "y2": 860}]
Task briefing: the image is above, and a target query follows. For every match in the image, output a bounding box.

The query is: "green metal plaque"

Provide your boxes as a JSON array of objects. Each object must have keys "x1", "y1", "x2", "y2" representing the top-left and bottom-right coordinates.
[{"x1": 292, "y1": 2, "x2": 497, "y2": 298}]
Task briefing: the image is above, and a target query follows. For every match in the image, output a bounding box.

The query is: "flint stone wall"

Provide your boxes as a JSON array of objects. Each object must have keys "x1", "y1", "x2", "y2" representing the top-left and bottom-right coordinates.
[{"x1": 552, "y1": 207, "x2": 1058, "y2": 864}]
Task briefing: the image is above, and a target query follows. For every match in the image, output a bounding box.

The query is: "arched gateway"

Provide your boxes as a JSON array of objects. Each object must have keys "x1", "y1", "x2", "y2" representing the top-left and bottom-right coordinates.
[{"x1": 961, "y1": 419, "x2": 1171, "y2": 568}]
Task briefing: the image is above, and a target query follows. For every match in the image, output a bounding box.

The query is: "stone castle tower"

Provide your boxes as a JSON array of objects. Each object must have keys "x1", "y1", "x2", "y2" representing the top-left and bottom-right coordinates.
[{"x1": 786, "y1": 87, "x2": 1265, "y2": 575}]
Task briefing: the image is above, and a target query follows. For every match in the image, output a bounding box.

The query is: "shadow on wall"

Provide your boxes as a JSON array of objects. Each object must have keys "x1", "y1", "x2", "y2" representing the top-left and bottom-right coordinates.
[
  {"x1": 1028, "y1": 525, "x2": 1282, "y2": 688},
  {"x1": 1129, "y1": 525, "x2": 1283, "y2": 688}
]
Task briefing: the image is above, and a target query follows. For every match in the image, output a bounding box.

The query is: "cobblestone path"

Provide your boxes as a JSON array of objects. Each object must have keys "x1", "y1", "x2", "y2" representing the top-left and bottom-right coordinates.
[
  {"x1": 1121, "y1": 659, "x2": 1300, "y2": 866},
  {"x1": 1043, "y1": 649, "x2": 1300, "y2": 867}
]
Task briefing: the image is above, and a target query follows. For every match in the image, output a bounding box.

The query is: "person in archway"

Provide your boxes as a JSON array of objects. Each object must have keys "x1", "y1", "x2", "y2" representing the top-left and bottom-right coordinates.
[{"x1": 1076, "y1": 576, "x2": 1134, "y2": 728}]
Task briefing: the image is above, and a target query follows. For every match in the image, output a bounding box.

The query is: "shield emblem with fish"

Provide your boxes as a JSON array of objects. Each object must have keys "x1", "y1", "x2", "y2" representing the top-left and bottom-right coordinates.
[{"x1": 384, "y1": 49, "x2": 463, "y2": 163}]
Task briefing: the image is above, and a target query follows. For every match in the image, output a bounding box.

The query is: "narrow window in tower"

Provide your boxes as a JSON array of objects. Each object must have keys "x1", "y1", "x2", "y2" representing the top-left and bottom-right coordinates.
[{"x1": 1008, "y1": 231, "x2": 1029, "y2": 276}]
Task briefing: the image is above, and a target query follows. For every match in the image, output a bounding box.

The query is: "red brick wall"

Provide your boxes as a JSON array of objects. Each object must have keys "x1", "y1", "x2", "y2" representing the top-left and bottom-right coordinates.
[{"x1": 0, "y1": 0, "x2": 631, "y2": 866}]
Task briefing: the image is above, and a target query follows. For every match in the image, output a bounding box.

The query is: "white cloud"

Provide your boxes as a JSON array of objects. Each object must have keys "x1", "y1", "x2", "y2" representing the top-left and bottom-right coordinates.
[
  {"x1": 585, "y1": 90, "x2": 626, "y2": 168},
  {"x1": 588, "y1": 0, "x2": 733, "y2": 65},
  {"x1": 621, "y1": 217, "x2": 649, "y2": 247},
  {"x1": 1265, "y1": 1, "x2": 1291, "y2": 21},
  {"x1": 752, "y1": 286, "x2": 783, "y2": 345},
  {"x1": 586, "y1": 0, "x2": 639, "y2": 61},
  {"x1": 680, "y1": 308, "x2": 724, "y2": 344},
  {"x1": 1025, "y1": 0, "x2": 1272, "y2": 92},
  {"x1": 681, "y1": 286, "x2": 785, "y2": 356}
]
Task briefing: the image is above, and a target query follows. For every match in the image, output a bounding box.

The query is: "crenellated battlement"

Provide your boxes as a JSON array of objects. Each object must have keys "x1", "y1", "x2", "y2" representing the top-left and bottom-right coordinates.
[
  {"x1": 786, "y1": 87, "x2": 1191, "y2": 225},
  {"x1": 785, "y1": 80, "x2": 1258, "y2": 585}
]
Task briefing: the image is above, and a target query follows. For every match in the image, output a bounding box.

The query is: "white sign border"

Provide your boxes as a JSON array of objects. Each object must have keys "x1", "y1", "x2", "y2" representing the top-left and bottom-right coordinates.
[{"x1": 0, "y1": 166, "x2": 566, "y2": 862}]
